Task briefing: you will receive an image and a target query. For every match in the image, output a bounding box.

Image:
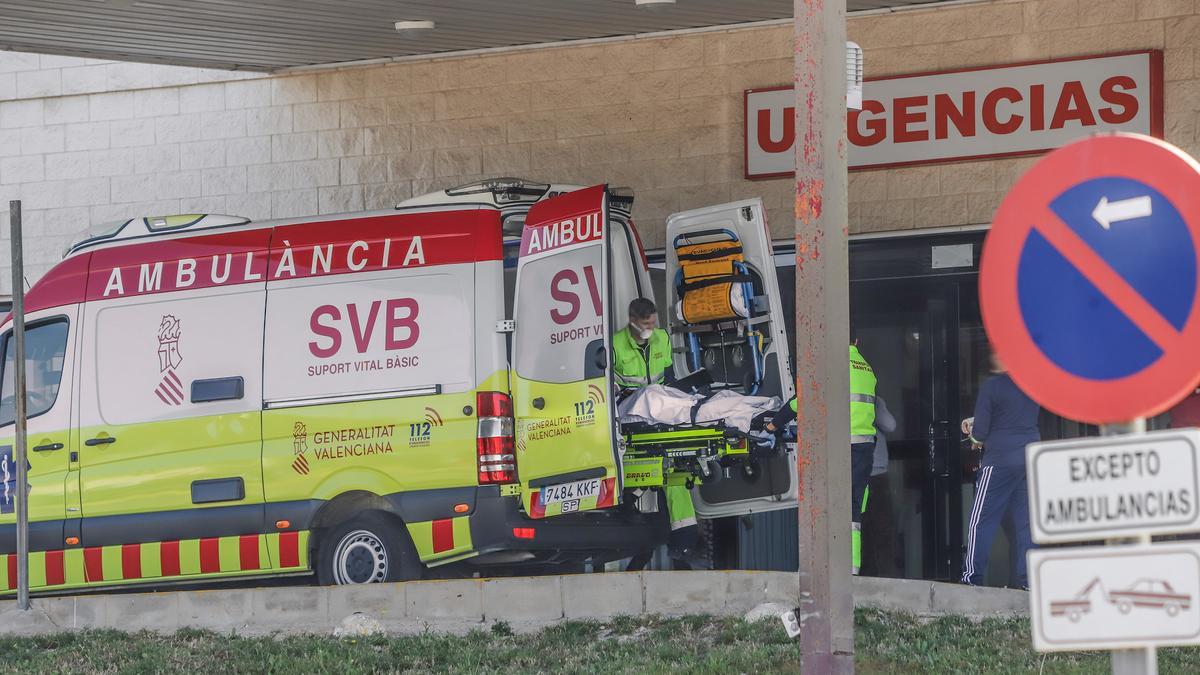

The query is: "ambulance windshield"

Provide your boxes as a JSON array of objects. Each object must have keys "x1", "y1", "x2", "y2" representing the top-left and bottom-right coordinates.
[{"x1": 0, "y1": 320, "x2": 69, "y2": 426}]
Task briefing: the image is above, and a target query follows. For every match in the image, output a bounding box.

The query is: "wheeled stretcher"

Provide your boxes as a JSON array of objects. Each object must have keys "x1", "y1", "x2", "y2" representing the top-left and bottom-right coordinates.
[{"x1": 619, "y1": 421, "x2": 780, "y2": 491}]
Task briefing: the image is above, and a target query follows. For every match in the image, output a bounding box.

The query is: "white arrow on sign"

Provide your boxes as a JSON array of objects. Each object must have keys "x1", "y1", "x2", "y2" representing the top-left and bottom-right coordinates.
[{"x1": 1093, "y1": 195, "x2": 1152, "y2": 230}]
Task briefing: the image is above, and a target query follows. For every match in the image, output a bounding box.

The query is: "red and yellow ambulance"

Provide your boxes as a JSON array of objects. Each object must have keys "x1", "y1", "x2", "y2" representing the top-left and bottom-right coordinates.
[{"x1": 0, "y1": 179, "x2": 796, "y2": 593}]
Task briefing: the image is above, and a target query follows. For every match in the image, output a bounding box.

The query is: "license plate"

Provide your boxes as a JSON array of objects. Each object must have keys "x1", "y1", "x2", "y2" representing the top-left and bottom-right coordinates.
[{"x1": 541, "y1": 478, "x2": 601, "y2": 504}]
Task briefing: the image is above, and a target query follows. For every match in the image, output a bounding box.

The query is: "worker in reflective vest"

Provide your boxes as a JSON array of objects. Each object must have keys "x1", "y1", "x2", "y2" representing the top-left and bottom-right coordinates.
[
  {"x1": 612, "y1": 298, "x2": 674, "y2": 389},
  {"x1": 615, "y1": 298, "x2": 700, "y2": 568},
  {"x1": 848, "y1": 327, "x2": 877, "y2": 576},
  {"x1": 768, "y1": 325, "x2": 877, "y2": 574}
]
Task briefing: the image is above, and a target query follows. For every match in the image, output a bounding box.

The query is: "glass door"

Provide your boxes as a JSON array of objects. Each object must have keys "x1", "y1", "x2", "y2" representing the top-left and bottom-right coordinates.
[{"x1": 851, "y1": 275, "x2": 969, "y2": 581}]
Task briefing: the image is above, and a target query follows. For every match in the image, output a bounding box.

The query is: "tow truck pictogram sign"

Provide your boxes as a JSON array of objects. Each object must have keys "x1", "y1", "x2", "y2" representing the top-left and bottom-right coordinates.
[{"x1": 1030, "y1": 543, "x2": 1200, "y2": 651}]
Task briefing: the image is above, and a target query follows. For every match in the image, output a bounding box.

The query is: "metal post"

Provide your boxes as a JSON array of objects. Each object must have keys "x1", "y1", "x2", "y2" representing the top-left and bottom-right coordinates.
[
  {"x1": 1101, "y1": 418, "x2": 1156, "y2": 675},
  {"x1": 794, "y1": 0, "x2": 853, "y2": 672},
  {"x1": 8, "y1": 200, "x2": 29, "y2": 611}
]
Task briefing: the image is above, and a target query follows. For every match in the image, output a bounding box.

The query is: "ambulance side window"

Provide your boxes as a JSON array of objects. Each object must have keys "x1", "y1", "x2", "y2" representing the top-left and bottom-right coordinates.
[
  {"x1": 515, "y1": 248, "x2": 603, "y2": 384},
  {"x1": 0, "y1": 320, "x2": 70, "y2": 425}
]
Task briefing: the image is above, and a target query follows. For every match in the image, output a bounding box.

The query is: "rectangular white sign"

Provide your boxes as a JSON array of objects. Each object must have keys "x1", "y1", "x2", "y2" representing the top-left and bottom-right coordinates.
[
  {"x1": 1027, "y1": 430, "x2": 1200, "y2": 543},
  {"x1": 745, "y1": 51, "x2": 1162, "y2": 176},
  {"x1": 1030, "y1": 543, "x2": 1200, "y2": 652}
]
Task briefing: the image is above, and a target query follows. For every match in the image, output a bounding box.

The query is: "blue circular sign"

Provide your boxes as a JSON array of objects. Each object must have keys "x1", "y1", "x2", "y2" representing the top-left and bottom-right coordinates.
[{"x1": 1017, "y1": 177, "x2": 1197, "y2": 380}]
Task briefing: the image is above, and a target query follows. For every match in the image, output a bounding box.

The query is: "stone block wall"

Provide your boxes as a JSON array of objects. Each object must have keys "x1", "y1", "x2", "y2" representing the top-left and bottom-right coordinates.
[
  {"x1": 0, "y1": 25, "x2": 795, "y2": 289},
  {"x1": 0, "y1": 0, "x2": 1197, "y2": 289}
]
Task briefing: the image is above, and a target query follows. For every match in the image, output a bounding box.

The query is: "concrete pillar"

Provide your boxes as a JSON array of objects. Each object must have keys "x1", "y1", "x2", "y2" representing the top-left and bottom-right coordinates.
[{"x1": 793, "y1": 0, "x2": 853, "y2": 672}]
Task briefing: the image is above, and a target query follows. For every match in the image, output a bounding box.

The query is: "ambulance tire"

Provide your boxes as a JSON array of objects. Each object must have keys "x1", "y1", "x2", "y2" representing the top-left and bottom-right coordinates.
[{"x1": 317, "y1": 512, "x2": 422, "y2": 585}]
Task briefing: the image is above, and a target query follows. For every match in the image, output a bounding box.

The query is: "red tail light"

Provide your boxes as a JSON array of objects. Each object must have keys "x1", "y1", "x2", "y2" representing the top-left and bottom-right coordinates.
[
  {"x1": 477, "y1": 390, "x2": 513, "y2": 418},
  {"x1": 512, "y1": 527, "x2": 536, "y2": 540},
  {"x1": 595, "y1": 477, "x2": 615, "y2": 509},
  {"x1": 477, "y1": 391, "x2": 516, "y2": 484}
]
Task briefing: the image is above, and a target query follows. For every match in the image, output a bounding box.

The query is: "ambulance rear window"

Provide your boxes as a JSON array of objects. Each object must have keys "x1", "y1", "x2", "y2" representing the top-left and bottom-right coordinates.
[{"x1": 514, "y1": 248, "x2": 603, "y2": 384}]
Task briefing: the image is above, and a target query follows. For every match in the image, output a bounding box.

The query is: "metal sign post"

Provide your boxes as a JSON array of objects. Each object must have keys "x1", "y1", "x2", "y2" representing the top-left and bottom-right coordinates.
[
  {"x1": 8, "y1": 199, "x2": 29, "y2": 611},
  {"x1": 1105, "y1": 419, "x2": 1157, "y2": 675}
]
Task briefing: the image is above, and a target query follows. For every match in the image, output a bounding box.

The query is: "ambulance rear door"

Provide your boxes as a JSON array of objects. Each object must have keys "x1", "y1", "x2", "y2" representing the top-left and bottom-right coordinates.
[
  {"x1": 665, "y1": 198, "x2": 798, "y2": 518},
  {"x1": 512, "y1": 185, "x2": 621, "y2": 518}
]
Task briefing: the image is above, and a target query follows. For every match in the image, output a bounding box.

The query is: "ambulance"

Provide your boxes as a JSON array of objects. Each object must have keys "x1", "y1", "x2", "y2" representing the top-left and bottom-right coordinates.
[{"x1": 0, "y1": 178, "x2": 797, "y2": 594}]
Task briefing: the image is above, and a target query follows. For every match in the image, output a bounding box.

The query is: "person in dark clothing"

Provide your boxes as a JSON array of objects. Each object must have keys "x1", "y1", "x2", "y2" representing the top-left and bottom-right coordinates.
[{"x1": 960, "y1": 351, "x2": 1039, "y2": 587}]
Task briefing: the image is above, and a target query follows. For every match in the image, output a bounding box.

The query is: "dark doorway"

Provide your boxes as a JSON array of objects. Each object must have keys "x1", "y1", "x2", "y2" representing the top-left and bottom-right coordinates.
[
  {"x1": 850, "y1": 247, "x2": 982, "y2": 581},
  {"x1": 736, "y1": 230, "x2": 995, "y2": 581}
]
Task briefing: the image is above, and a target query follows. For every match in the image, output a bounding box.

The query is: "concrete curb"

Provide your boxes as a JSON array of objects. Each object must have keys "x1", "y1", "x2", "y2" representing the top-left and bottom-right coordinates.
[
  {"x1": 0, "y1": 571, "x2": 1026, "y2": 636},
  {"x1": 851, "y1": 575, "x2": 1029, "y2": 619}
]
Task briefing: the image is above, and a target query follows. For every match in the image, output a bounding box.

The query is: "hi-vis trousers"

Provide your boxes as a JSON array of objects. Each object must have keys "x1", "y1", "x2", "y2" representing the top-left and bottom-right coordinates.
[
  {"x1": 961, "y1": 463, "x2": 1033, "y2": 587},
  {"x1": 850, "y1": 442, "x2": 874, "y2": 575}
]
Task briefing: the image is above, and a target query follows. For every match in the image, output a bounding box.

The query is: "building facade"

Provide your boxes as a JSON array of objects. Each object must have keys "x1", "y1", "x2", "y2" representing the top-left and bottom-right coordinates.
[{"x1": 0, "y1": 0, "x2": 1195, "y2": 583}]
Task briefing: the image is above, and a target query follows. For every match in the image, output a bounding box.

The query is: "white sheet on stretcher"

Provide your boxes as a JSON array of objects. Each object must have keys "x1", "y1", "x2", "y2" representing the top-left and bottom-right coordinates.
[{"x1": 617, "y1": 385, "x2": 781, "y2": 434}]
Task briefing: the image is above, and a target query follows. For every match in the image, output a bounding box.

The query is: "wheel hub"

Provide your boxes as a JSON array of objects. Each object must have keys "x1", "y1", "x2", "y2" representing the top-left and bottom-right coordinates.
[{"x1": 333, "y1": 529, "x2": 388, "y2": 584}]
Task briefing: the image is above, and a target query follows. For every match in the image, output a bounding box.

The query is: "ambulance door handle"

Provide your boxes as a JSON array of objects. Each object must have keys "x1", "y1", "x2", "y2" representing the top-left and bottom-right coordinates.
[
  {"x1": 532, "y1": 397, "x2": 545, "y2": 410},
  {"x1": 32, "y1": 442, "x2": 63, "y2": 452},
  {"x1": 85, "y1": 436, "x2": 116, "y2": 447}
]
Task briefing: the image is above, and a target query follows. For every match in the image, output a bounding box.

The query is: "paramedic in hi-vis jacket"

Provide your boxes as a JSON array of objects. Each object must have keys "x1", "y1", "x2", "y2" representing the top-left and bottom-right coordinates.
[
  {"x1": 768, "y1": 325, "x2": 877, "y2": 575},
  {"x1": 614, "y1": 298, "x2": 701, "y2": 568}
]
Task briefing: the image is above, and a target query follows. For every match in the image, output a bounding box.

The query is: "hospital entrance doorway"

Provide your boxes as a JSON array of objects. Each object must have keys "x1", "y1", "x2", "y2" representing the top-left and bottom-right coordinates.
[
  {"x1": 848, "y1": 231, "x2": 987, "y2": 582},
  {"x1": 734, "y1": 230, "x2": 1019, "y2": 584}
]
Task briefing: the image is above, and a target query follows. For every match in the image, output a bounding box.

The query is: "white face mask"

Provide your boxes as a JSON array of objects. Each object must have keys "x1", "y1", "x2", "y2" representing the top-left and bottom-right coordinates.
[{"x1": 631, "y1": 324, "x2": 653, "y2": 340}]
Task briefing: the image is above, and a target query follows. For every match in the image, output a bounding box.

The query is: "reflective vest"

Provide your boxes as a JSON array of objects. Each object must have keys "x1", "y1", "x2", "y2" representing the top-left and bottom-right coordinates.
[
  {"x1": 613, "y1": 326, "x2": 673, "y2": 388},
  {"x1": 850, "y1": 345, "x2": 877, "y2": 443}
]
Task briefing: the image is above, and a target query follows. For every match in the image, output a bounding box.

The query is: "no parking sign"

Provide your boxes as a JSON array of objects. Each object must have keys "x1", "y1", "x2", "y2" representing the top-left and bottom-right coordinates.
[{"x1": 981, "y1": 133, "x2": 1200, "y2": 423}]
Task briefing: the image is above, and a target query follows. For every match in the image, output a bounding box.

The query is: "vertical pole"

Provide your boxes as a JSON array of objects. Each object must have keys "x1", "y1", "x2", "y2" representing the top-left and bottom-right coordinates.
[
  {"x1": 8, "y1": 200, "x2": 29, "y2": 611},
  {"x1": 1102, "y1": 419, "x2": 1156, "y2": 675},
  {"x1": 794, "y1": 1, "x2": 852, "y2": 672}
]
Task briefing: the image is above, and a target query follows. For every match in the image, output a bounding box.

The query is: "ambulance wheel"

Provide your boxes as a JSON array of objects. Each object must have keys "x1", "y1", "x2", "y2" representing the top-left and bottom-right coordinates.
[{"x1": 317, "y1": 513, "x2": 422, "y2": 585}]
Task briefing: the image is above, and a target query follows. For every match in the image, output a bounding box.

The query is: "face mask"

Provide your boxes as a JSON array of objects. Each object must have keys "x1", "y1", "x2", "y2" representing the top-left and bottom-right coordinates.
[{"x1": 632, "y1": 324, "x2": 653, "y2": 340}]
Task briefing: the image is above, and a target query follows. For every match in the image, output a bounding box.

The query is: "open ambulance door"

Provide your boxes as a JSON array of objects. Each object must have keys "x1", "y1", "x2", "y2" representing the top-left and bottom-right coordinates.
[
  {"x1": 665, "y1": 198, "x2": 799, "y2": 518},
  {"x1": 511, "y1": 185, "x2": 622, "y2": 518}
]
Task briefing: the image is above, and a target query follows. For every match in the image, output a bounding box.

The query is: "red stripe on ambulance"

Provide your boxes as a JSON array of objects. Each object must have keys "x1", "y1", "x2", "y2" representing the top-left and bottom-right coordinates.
[
  {"x1": 199, "y1": 538, "x2": 220, "y2": 574},
  {"x1": 6, "y1": 554, "x2": 15, "y2": 589},
  {"x1": 519, "y1": 185, "x2": 606, "y2": 258},
  {"x1": 239, "y1": 535, "x2": 260, "y2": 570},
  {"x1": 431, "y1": 519, "x2": 454, "y2": 553},
  {"x1": 160, "y1": 540, "x2": 181, "y2": 577},
  {"x1": 121, "y1": 543, "x2": 142, "y2": 580},
  {"x1": 83, "y1": 547, "x2": 104, "y2": 582},
  {"x1": 44, "y1": 550, "x2": 65, "y2": 586},
  {"x1": 80, "y1": 210, "x2": 503, "y2": 304},
  {"x1": 279, "y1": 531, "x2": 300, "y2": 568}
]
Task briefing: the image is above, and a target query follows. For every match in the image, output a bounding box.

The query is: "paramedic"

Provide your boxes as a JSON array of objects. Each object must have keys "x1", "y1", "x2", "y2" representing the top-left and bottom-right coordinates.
[
  {"x1": 960, "y1": 350, "x2": 1038, "y2": 588},
  {"x1": 766, "y1": 325, "x2": 876, "y2": 574},
  {"x1": 612, "y1": 297, "x2": 674, "y2": 389},
  {"x1": 614, "y1": 298, "x2": 700, "y2": 569}
]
